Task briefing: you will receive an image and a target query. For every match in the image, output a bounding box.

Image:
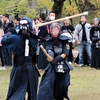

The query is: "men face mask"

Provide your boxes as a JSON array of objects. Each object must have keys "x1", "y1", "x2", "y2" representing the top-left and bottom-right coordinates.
[{"x1": 50, "y1": 23, "x2": 60, "y2": 38}]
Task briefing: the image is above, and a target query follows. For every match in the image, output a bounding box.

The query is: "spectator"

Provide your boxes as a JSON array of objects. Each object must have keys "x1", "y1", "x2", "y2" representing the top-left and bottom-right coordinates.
[
  {"x1": 90, "y1": 18, "x2": 100, "y2": 69},
  {"x1": 34, "y1": 13, "x2": 46, "y2": 66},
  {"x1": 74, "y1": 15, "x2": 91, "y2": 67},
  {"x1": 2, "y1": 14, "x2": 14, "y2": 33},
  {"x1": 2, "y1": 13, "x2": 14, "y2": 66},
  {"x1": 46, "y1": 11, "x2": 55, "y2": 21},
  {"x1": 14, "y1": 16, "x2": 20, "y2": 33},
  {"x1": 62, "y1": 18, "x2": 75, "y2": 64},
  {"x1": 33, "y1": 17, "x2": 40, "y2": 35},
  {"x1": 37, "y1": 12, "x2": 55, "y2": 70},
  {"x1": 0, "y1": 19, "x2": 5, "y2": 70},
  {"x1": 39, "y1": 13, "x2": 46, "y2": 23}
]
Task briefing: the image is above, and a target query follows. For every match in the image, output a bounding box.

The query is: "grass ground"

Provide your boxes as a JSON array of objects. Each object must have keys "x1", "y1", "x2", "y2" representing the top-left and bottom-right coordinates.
[
  {"x1": 0, "y1": 65, "x2": 100, "y2": 100},
  {"x1": 69, "y1": 65, "x2": 100, "y2": 100}
]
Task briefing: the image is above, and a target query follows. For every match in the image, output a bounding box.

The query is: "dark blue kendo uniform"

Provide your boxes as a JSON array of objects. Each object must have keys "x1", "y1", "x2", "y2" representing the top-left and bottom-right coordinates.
[
  {"x1": 37, "y1": 35, "x2": 73, "y2": 100},
  {"x1": 1, "y1": 19, "x2": 39, "y2": 100}
]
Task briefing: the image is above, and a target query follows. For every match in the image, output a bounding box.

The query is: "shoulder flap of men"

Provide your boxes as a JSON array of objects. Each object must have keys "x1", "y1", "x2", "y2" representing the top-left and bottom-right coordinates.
[{"x1": 59, "y1": 33, "x2": 72, "y2": 41}]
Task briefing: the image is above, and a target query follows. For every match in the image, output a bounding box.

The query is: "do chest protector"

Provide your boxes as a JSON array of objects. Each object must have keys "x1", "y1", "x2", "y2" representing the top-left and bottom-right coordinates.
[
  {"x1": 54, "y1": 46, "x2": 62, "y2": 55},
  {"x1": 53, "y1": 44, "x2": 66, "y2": 73}
]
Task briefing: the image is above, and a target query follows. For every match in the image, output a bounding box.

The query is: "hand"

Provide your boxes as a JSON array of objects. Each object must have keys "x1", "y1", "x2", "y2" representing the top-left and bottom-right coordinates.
[
  {"x1": 47, "y1": 56, "x2": 54, "y2": 62},
  {"x1": 72, "y1": 42, "x2": 75, "y2": 44},
  {"x1": 38, "y1": 39, "x2": 40, "y2": 42},
  {"x1": 52, "y1": 55, "x2": 63, "y2": 65},
  {"x1": 88, "y1": 40, "x2": 92, "y2": 44},
  {"x1": 77, "y1": 41, "x2": 81, "y2": 45}
]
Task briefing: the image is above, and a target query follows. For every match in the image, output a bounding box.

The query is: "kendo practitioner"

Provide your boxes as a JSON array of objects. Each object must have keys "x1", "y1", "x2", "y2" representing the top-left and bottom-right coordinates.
[
  {"x1": 1, "y1": 18, "x2": 40, "y2": 100},
  {"x1": 90, "y1": 18, "x2": 100, "y2": 69},
  {"x1": 62, "y1": 18, "x2": 75, "y2": 64},
  {"x1": 37, "y1": 23, "x2": 73, "y2": 100}
]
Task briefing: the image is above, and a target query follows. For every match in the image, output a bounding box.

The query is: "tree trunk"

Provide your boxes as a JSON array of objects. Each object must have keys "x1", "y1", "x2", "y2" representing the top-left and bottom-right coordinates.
[
  {"x1": 52, "y1": 0, "x2": 66, "y2": 19},
  {"x1": 74, "y1": 0, "x2": 95, "y2": 13},
  {"x1": 27, "y1": 0, "x2": 37, "y2": 9}
]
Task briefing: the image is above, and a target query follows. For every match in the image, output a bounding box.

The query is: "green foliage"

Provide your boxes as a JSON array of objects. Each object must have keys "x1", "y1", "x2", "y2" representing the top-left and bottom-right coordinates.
[
  {"x1": 26, "y1": 9, "x2": 38, "y2": 19},
  {"x1": 17, "y1": 0, "x2": 27, "y2": 15},
  {"x1": 0, "y1": 0, "x2": 53, "y2": 18},
  {"x1": 89, "y1": 0, "x2": 100, "y2": 17},
  {"x1": 96, "y1": 10, "x2": 100, "y2": 18},
  {"x1": 0, "y1": 8, "x2": 3, "y2": 15},
  {"x1": 0, "y1": 0, "x2": 100, "y2": 19},
  {"x1": 63, "y1": 1, "x2": 78, "y2": 17},
  {"x1": 0, "y1": 0, "x2": 11, "y2": 14},
  {"x1": 37, "y1": 0, "x2": 53, "y2": 11}
]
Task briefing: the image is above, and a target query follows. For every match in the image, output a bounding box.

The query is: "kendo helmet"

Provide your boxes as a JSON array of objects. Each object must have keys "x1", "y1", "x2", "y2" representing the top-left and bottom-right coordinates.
[
  {"x1": 50, "y1": 23, "x2": 61, "y2": 38},
  {"x1": 19, "y1": 18, "x2": 33, "y2": 33},
  {"x1": 18, "y1": 18, "x2": 33, "y2": 39}
]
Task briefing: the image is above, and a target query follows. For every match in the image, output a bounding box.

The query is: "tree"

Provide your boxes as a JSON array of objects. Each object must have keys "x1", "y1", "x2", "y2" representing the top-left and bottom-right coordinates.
[
  {"x1": 26, "y1": 0, "x2": 38, "y2": 18},
  {"x1": 27, "y1": 0, "x2": 37, "y2": 9},
  {"x1": 36, "y1": 0, "x2": 53, "y2": 17},
  {"x1": 74, "y1": 0, "x2": 96, "y2": 13},
  {"x1": 89, "y1": 0, "x2": 100, "y2": 17},
  {"x1": 74, "y1": 0, "x2": 88, "y2": 13},
  {"x1": 1, "y1": 0, "x2": 100, "y2": 19},
  {"x1": 52, "y1": 0, "x2": 66, "y2": 19}
]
